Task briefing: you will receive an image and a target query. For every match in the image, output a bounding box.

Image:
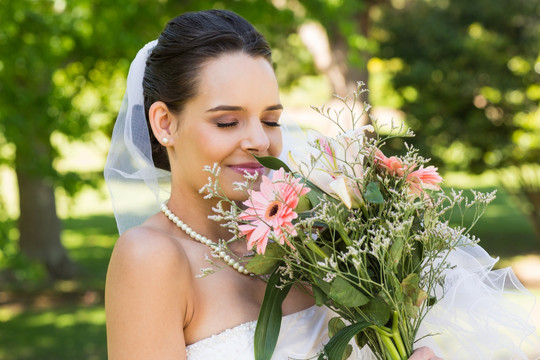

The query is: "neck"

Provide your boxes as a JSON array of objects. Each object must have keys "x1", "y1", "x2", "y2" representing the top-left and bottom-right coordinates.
[
  {"x1": 167, "y1": 197, "x2": 225, "y2": 240},
  {"x1": 166, "y1": 185, "x2": 237, "y2": 245},
  {"x1": 160, "y1": 201, "x2": 252, "y2": 276}
]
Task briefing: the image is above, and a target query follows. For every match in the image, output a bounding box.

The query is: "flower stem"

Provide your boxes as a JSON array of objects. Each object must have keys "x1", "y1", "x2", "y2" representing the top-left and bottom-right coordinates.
[
  {"x1": 336, "y1": 228, "x2": 352, "y2": 246},
  {"x1": 391, "y1": 311, "x2": 408, "y2": 360},
  {"x1": 306, "y1": 241, "x2": 328, "y2": 259},
  {"x1": 377, "y1": 331, "x2": 401, "y2": 360},
  {"x1": 371, "y1": 325, "x2": 392, "y2": 336}
]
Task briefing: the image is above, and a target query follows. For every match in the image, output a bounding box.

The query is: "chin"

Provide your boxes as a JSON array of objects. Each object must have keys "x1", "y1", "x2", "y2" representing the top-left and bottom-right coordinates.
[
  {"x1": 251, "y1": 176, "x2": 263, "y2": 191},
  {"x1": 222, "y1": 176, "x2": 262, "y2": 203}
]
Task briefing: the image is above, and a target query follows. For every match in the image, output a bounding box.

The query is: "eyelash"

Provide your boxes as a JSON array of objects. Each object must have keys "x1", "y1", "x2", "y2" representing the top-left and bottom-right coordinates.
[
  {"x1": 216, "y1": 122, "x2": 238, "y2": 128},
  {"x1": 216, "y1": 121, "x2": 281, "y2": 128}
]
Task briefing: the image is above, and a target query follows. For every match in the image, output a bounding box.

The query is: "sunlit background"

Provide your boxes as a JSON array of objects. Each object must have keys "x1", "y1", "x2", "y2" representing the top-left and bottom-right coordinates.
[{"x1": 0, "y1": 0, "x2": 539, "y2": 358}]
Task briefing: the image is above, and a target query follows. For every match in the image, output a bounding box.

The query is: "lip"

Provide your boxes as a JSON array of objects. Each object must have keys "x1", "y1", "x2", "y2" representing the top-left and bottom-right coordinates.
[{"x1": 228, "y1": 162, "x2": 266, "y2": 176}]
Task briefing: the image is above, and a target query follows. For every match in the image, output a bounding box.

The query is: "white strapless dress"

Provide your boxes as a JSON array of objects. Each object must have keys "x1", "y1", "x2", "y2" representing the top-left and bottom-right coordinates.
[{"x1": 185, "y1": 305, "x2": 374, "y2": 359}]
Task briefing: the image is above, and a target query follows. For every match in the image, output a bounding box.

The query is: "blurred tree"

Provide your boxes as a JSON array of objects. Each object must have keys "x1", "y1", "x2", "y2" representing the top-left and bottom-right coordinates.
[
  {"x1": 297, "y1": 0, "x2": 385, "y2": 101},
  {"x1": 0, "y1": 0, "x2": 301, "y2": 280},
  {"x1": 0, "y1": 0, "x2": 173, "y2": 279},
  {"x1": 374, "y1": 0, "x2": 540, "y2": 240}
]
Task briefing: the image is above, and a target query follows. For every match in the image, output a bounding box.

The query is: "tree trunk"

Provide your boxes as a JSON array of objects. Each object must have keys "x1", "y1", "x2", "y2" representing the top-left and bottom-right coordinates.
[
  {"x1": 529, "y1": 214, "x2": 540, "y2": 244},
  {"x1": 299, "y1": 5, "x2": 375, "y2": 128},
  {"x1": 524, "y1": 189, "x2": 540, "y2": 244},
  {"x1": 328, "y1": 29, "x2": 364, "y2": 97},
  {"x1": 15, "y1": 144, "x2": 77, "y2": 280},
  {"x1": 498, "y1": 165, "x2": 540, "y2": 244}
]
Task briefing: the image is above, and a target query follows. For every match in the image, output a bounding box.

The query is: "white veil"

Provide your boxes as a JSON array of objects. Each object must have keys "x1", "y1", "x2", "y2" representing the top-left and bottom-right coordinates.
[
  {"x1": 104, "y1": 40, "x2": 171, "y2": 234},
  {"x1": 416, "y1": 241, "x2": 540, "y2": 359}
]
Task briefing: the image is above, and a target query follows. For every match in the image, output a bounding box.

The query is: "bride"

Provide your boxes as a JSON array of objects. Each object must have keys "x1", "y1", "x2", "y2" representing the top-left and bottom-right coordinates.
[{"x1": 103, "y1": 9, "x2": 536, "y2": 360}]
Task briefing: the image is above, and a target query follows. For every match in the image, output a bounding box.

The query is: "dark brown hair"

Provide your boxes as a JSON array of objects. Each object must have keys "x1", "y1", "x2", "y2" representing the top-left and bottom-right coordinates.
[{"x1": 142, "y1": 10, "x2": 272, "y2": 170}]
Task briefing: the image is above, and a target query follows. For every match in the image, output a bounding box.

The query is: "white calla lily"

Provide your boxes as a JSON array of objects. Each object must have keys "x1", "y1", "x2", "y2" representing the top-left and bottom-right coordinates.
[
  {"x1": 288, "y1": 125, "x2": 373, "y2": 209},
  {"x1": 328, "y1": 177, "x2": 353, "y2": 209},
  {"x1": 336, "y1": 125, "x2": 374, "y2": 178},
  {"x1": 329, "y1": 176, "x2": 364, "y2": 209},
  {"x1": 288, "y1": 150, "x2": 336, "y2": 195}
]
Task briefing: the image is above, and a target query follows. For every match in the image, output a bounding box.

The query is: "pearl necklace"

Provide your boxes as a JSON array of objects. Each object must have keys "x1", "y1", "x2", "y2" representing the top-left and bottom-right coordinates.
[{"x1": 160, "y1": 202, "x2": 251, "y2": 276}]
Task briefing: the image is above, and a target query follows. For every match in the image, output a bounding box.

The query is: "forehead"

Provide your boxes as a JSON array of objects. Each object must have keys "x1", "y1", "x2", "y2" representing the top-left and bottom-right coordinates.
[{"x1": 194, "y1": 52, "x2": 280, "y2": 108}]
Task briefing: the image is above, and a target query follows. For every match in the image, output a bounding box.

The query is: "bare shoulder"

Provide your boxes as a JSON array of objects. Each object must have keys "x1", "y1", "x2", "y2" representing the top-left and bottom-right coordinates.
[
  {"x1": 107, "y1": 224, "x2": 193, "y2": 291},
  {"x1": 105, "y1": 224, "x2": 192, "y2": 360},
  {"x1": 110, "y1": 224, "x2": 190, "y2": 272},
  {"x1": 106, "y1": 223, "x2": 194, "y2": 310}
]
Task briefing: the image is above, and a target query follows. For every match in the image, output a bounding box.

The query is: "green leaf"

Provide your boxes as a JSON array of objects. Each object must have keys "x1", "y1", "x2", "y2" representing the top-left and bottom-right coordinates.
[
  {"x1": 304, "y1": 180, "x2": 326, "y2": 208},
  {"x1": 328, "y1": 317, "x2": 347, "y2": 338},
  {"x1": 362, "y1": 297, "x2": 392, "y2": 327},
  {"x1": 342, "y1": 344, "x2": 353, "y2": 360},
  {"x1": 312, "y1": 284, "x2": 329, "y2": 306},
  {"x1": 411, "y1": 240, "x2": 424, "y2": 270},
  {"x1": 389, "y1": 237, "x2": 404, "y2": 270},
  {"x1": 401, "y1": 273, "x2": 420, "y2": 298},
  {"x1": 318, "y1": 321, "x2": 371, "y2": 360},
  {"x1": 313, "y1": 275, "x2": 332, "y2": 294},
  {"x1": 364, "y1": 181, "x2": 385, "y2": 204},
  {"x1": 416, "y1": 289, "x2": 428, "y2": 307},
  {"x1": 328, "y1": 319, "x2": 357, "y2": 358},
  {"x1": 311, "y1": 274, "x2": 332, "y2": 307},
  {"x1": 403, "y1": 297, "x2": 418, "y2": 319},
  {"x1": 245, "y1": 243, "x2": 286, "y2": 275},
  {"x1": 355, "y1": 331, "x2": 369, "y2": 349},
  {"x1": 329, "y1": 277, "x2": 370, "y2": 307},
  {"x1": 295, "y1": 193, "x2": 312, "y2": 213},
  {"x1": 386, "y1": 274, "x2": 404, "y2": 303},
  {"x1": 401, "y1": 273, "x2": 428, "y2": 309},
  {"x1": 254, "y1": 267, "x2": 293, "y2": 360},
  {"x1": 253, "y1": 155, "x2": 292, "y2": 173}
]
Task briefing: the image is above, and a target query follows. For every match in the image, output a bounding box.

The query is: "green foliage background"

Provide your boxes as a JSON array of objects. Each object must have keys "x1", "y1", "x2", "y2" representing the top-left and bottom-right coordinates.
[{"x1": 373, "y1": 0, "x2": 540, "y2": 172}]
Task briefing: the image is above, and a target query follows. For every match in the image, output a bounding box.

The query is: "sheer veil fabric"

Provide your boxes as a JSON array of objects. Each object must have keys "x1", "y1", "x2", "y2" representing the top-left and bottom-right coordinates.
[
  {"x1": 104, "y1": 40, "x2": 171, "y2": 234},
  {"x1": 104, "y1": 41, "x2": 540, "y2": 359},
  {"x1": 415, "y1": 242, "x2": 540, "y2": 359}
]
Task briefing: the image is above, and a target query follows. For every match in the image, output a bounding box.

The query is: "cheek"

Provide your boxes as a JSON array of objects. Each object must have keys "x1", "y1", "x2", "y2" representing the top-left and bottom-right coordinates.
[{"x1": 196, "y1": 129, "x2": 237, "y2": 162}]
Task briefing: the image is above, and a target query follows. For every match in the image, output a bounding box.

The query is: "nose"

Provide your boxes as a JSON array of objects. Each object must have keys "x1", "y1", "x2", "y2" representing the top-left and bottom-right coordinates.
[{"x1": 241, "y1": 119, "x2": 270, "y2": 154}]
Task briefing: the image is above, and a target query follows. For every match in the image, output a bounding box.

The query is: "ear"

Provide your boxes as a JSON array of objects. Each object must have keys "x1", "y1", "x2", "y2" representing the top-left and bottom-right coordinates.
[{"x1": 148, "y1": 101, "x2": 175, "y2": 146}]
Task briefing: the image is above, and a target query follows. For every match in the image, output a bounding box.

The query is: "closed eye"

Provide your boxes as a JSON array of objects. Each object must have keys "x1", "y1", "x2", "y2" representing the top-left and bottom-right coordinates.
[
  {"x1": 216, "y1": 121, "x2": 238, "y2": 128},
  {"x1": 263, "y1": 121, "x2": 281, "y2": 127}
]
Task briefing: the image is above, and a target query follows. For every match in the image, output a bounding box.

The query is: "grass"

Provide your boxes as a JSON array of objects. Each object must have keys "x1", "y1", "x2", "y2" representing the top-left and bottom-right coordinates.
[
  {"x1": 0, "y1": 305, "x2": 106, "y2": 360},
  {"x1": 0, "y1": 212, "x2": 117, "y2": 360},
  {"x1": 0, "y1": 175, "x2": 539, "y2": 359}
]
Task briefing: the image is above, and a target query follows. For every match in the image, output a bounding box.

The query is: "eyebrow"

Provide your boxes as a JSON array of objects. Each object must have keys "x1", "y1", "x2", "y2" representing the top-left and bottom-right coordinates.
[{"x1": 206, "y1": 104, "x2": 283, "y2": 113}]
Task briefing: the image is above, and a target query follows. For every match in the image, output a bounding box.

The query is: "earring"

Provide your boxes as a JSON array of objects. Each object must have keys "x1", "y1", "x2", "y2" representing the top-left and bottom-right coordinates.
[{"x1": 162, "y1": 137, "x2": 169, "y2": 145}]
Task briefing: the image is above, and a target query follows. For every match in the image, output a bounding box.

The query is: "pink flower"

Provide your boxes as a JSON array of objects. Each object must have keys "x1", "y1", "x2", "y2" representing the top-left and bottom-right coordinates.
[
  {"x1": 375, "y1": 149, "x2": 443, "y2": 197},
  {"x1": 407, "y1": 166, "x2": 443, "y2": 197},
  {"x1": 374, "y1": 149, "x2": 408, "y2": 176},
  {"x1": 238, "y1": 168, "x2": 310, "y2": 254}
]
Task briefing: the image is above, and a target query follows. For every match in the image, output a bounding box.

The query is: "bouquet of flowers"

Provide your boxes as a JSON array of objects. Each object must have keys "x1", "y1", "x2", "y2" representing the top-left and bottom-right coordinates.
[{"x1": 201, "y1": 84, "x2": 495, "y2": 360}]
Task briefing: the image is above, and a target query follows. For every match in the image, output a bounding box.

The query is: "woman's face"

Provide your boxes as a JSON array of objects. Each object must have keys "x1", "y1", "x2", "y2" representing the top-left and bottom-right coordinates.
[{"x1": 169, "y1": 52, "x2": 283, "y2": 201}]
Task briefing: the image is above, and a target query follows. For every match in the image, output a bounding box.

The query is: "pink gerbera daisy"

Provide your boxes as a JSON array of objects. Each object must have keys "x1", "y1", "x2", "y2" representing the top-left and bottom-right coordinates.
[
  {"x1": 375, "y1": 149, "x2": 442, "y2": 197},
  {"x1": 238, "y1": 168, "x2": 310, "y2": 255},
  {"x1": 374, "y1": 148, "x2": 408, "y2": 176},
  {"x1": 407, "y1": 166, "x2": 443, "y2": 197}
]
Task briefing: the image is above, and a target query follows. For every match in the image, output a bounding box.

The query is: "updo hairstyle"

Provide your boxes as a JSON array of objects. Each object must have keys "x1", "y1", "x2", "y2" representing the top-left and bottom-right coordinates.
[{"x1": 142, "y1": 9, "x2": 272, "y2": 171}]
